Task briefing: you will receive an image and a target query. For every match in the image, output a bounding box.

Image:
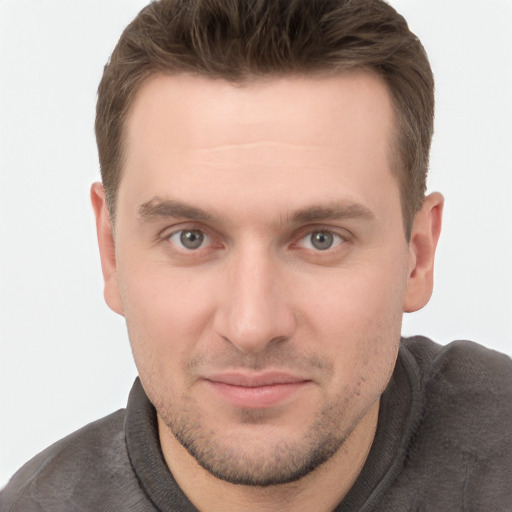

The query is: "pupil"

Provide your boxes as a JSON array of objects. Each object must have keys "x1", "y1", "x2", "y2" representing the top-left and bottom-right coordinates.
[
  {"x1": 180, "y1": 230, "x2": 204, "y2": 249},
  {"x1": 312, "y1": 231, "x2": 333, "y2": 250}
]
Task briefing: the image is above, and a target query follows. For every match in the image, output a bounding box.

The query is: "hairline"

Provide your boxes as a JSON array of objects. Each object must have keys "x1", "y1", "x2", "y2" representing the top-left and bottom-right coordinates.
[{"x1": 109, "y1": 68, "x2": 415, "y2": 239}]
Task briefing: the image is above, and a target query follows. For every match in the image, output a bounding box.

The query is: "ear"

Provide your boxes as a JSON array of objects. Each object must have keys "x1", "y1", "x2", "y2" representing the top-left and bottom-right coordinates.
[
  {"x1": 90, "y1": 182, "x2": 124, "y2": 316},
  {"x1": 403, "y1": 192, "x2": 444, "y2": 313}
]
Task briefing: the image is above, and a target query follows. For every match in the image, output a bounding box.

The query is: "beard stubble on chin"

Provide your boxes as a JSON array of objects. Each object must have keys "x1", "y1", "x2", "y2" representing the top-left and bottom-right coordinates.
[
  {"x1": 144, "y1": 341, "x2": 380, "y2": 487},
  {"x1": 163, "y1": 396, "x2": 353, "y2": 487}
]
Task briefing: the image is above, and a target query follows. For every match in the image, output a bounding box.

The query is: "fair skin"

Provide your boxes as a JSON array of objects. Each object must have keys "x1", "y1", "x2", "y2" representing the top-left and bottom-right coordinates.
[{"x1": 92, "y1": 72, "x2": 443, "y2": 511}]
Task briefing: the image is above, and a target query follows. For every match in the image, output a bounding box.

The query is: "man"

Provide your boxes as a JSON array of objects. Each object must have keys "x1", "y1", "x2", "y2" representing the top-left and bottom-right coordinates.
[{"x1": 1, "y1": 0, "x2": 511, "y2": 510}]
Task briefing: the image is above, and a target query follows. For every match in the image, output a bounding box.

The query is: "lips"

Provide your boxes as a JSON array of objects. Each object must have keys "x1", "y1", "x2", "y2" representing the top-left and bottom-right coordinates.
[{"x1": 203, "y1": 372, "x2": 311, "y2": 409}]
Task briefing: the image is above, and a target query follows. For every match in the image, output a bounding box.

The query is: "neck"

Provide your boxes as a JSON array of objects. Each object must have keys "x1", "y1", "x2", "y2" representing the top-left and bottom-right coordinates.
[{"x1": 158, "y1": 400, "x2": 379, "y2": 512}]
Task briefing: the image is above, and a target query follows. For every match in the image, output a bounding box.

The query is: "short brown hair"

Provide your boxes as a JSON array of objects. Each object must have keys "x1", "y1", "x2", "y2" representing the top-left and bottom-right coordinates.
[{"x1": 96, "y1": 0, "x2": 434, "y2": 238}]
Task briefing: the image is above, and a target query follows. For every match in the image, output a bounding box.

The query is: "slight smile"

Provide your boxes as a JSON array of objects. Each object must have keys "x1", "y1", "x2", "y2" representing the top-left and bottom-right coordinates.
[{"x1": 203, "y1": 372, "x2": 312, "y2": 409}]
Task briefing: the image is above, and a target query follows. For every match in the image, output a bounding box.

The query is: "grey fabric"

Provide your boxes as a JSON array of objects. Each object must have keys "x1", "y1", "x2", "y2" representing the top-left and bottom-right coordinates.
[{"x1": 1, "y1": 337, "x2": 511, "y2": 511}]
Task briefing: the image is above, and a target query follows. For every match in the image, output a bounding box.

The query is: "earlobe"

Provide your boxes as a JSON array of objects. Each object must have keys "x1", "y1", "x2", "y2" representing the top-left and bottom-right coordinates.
[
  {"x1": 90, "y1": 182, "x2": 124, "y2": 316},
  {"x1": 403, "y1": 192, "x2": 444, "y2": 313}
]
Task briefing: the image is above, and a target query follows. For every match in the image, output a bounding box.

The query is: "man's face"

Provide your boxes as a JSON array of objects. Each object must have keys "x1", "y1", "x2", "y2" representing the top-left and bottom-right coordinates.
[{"x1": 105, "y1": 72, "x2": 414, "y2": 485}]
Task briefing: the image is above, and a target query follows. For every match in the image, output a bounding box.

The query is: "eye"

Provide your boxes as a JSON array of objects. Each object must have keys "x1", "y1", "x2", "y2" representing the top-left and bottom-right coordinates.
[
  {"x1": 168, "y1": 229, "x2": 210, "y2": 250},
  {"x1": 298, "y1": 230, "x2": 344, "y2": 251}
]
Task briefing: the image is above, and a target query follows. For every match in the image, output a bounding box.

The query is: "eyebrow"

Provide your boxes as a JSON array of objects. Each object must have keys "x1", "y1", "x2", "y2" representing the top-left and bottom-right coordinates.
[
  {"x1": 138, "y1": 197, "x2": 217, "y2": 223},
  {"x1": 137, "y1": 197, "x2": 375, "y2": 225},
  {"x1": 288, "y1": 203, "x2": 375, "y2": 224}
]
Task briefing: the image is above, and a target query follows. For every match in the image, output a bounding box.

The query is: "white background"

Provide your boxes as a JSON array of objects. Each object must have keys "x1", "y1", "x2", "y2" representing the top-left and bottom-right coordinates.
[{"x1": 1, "y1": 0, "x2": 511, "y2": 488}]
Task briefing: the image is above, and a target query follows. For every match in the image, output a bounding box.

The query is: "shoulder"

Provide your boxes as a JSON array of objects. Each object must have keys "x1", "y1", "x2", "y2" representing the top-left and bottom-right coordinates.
[
  {"x1": 402, "y1": 336, "x2": 512, "y2": 441},
  {"x1": 395, "y1": 337, "x2": 512, "y2": 508},
  {"x1": 0, "y1": 409, "x2": 153, "y2": 512},
  {"x1": 402, "y1": 336, "x2": 512, "y2": 400}
]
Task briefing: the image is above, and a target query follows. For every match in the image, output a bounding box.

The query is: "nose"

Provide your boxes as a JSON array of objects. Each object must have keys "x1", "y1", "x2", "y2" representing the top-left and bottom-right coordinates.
[{"x1": 213, "y1": 246, "x2": 297, "y2": 354}]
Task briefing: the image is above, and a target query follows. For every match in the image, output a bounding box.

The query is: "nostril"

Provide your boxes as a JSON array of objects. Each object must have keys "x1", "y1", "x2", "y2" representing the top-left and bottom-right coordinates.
[{"x1": 217, "y1": 333, "x2": 291, "y2": 361}]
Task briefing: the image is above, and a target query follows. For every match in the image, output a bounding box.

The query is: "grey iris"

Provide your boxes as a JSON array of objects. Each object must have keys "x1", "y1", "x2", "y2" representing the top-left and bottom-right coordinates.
[
  {"x1": 311, "y1": 231, "x2": 334, "y2": 250},
  {"x1": 180, "y1": 230, "x2": 204, "y2": 249}
]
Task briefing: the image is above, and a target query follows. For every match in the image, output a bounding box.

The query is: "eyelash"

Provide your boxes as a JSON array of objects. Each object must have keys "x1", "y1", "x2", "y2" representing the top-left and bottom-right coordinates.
[
  {"x1": 161, "y1": 225, "x2": 350, "y2": 255},
  {"x1": 295, "y1": 230, "x2": 346, "y2": 251},
  {"x1": 167, "y1": 229, "x2": 212, "y2": 250}
]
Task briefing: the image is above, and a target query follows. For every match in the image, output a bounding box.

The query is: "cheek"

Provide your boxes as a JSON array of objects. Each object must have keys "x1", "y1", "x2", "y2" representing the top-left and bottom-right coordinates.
[
  {"x1": 117, "y1": 259, "x2": 218, "y2": 376},
  {"x1": 299, "y1": 259, "x2": 407, "y2": 390},
  {"x1": 303, "y1": 263, "x2": 405, "y2": 337}
]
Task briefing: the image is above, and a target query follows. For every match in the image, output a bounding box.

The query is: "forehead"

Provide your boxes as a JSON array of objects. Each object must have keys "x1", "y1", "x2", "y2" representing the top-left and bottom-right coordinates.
[
  {"x1": 120, "y1": 71, "x2": 399, "y2": 222},
  {"x1": 125, "y1": 70, "x2": 395, "y2": 150}
]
